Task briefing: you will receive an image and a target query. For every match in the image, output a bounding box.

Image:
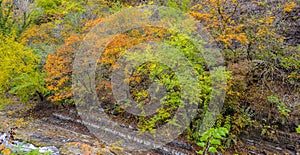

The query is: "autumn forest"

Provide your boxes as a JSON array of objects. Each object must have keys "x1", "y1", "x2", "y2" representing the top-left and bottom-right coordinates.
[{"x1": 0, "y1": 0, "x2": 300, "y2": 154}]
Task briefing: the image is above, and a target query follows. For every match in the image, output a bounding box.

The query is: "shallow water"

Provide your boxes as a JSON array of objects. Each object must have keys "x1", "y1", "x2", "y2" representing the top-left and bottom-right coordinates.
[{"x1": 0, "y1": 132, "x2": 60, "y2": 155}]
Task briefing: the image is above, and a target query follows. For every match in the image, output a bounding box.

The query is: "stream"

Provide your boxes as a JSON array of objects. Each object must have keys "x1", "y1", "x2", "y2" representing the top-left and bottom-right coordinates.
[{"x1": 0, "y1": 132, "x2": 60, "y2": 155}]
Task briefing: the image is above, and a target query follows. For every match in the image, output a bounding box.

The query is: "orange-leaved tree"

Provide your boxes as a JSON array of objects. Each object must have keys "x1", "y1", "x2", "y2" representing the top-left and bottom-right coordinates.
[
  {"x1": 44, "y1": 34, "x2": 82, "y2": 104},
  {"x1": 43, "y1": 17, "x2": 103, "y2": 104},
  {"x1": 189, "y1": 0, "x2": 285, "y2": 61},
  {"x1": 43, "y1": 25, "x2": 168, "y2": 105}
]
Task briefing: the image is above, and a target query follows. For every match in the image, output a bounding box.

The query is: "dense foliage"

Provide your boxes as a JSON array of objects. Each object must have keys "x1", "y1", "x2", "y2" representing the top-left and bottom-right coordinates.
[{"x1": 0, "y1": 0, "x2": 299, "y2": 154}]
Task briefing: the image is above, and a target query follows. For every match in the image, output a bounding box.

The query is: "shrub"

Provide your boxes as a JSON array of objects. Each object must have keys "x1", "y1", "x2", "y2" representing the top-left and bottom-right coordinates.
[{"x1": 0, "y1": 35, "x2": 45, "y2": 102}]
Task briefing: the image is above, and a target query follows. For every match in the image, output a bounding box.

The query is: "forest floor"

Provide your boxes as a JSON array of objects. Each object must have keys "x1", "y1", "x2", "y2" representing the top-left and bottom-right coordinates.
[
  {"x1": 1, "y1": 100, "x2": 297, "y2": 155},
  {"x1": 1, "y1": 101, "x2": 200, "y2": 154}
]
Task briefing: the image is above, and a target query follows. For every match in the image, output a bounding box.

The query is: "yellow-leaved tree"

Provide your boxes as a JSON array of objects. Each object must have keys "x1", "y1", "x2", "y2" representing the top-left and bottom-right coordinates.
[{"x1": 0, "y1": 34, "x2": 47, "y2": 102}]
